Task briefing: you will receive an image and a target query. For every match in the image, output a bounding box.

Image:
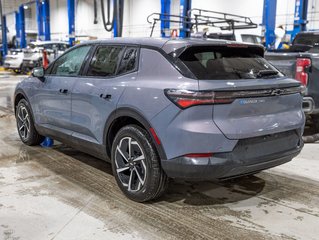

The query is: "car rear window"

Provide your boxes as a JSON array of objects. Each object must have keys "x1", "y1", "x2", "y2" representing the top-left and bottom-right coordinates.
[
  {"x1": 293, "y1": 34, "x2": 319, "y2": 46},
  {"x1": 241, "y1": 35, "x2": 262, "y2": 44},
  {"x1": 177, "y1": 46, "x2": 282, "y2": 80}
]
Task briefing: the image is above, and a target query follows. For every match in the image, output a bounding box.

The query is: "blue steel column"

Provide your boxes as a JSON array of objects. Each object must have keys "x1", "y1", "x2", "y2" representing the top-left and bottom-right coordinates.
[
  {"x1": 113, "y1": 0, "x2": 118, "y2": 37},
  {"x1": 161, "y1": 0, "x2": 171, "y2": 37},
  {"x1": 19, "y1": 5, "x2": 26, "y2": 48},
  {"x1": 179, "y1": 0, "x2": 191, "y2": 38},
  {"x1": 42, "y1": 0, "x2": 51, "y2": 41},
  {"x1": 113, "y1": 0, "x2": 124, "y2": 37},
  {"x1": 262, "y1": 0, "x2": 277, "y2": 48},
  {"x1": 36, "y1": 0, "x2": 44, "y2": 40},
  {"x1": 292, "y1": 0, "x2": 308, "y2": 40},
  {"x1": 67, "y1": 0, "x2": 75, "y2": 45},
  {"x1": 1, "y1": 15, "x2": 8, "y2": 56},
  {"x1": 15, "y1": 12, "x2": 20, "y2": 48}
]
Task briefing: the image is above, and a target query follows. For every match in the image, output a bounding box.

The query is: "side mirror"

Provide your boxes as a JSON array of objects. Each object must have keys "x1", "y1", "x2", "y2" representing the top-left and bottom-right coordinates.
[{"x1": 32, "y1": 67, "x2": 45, "y2": 80}]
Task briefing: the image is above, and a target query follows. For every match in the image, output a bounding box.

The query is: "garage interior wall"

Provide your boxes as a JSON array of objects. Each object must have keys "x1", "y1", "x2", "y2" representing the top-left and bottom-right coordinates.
[{"x1": 2, "y1": 0, "x2": 319, "y2": 40}]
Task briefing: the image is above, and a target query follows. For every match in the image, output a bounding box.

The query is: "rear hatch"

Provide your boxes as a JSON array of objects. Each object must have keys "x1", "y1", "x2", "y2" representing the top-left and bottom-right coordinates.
[{"x1": 176, "y1": 44, "x2": 304, "y2": 140}]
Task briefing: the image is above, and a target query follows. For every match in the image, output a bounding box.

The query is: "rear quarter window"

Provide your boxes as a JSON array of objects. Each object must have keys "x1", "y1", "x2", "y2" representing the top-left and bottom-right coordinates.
[{"x1": 117, "y1": 47, "x2": 138, "y2": 75}]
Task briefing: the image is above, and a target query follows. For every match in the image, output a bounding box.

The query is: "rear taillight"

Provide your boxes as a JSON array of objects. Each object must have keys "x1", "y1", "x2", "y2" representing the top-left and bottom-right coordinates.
[
  {"x1": 164, "y1": 89, "x2": 234, "y2": 109},
  {"x1": 295, "y1": 58, "x2": 311, "y2": 86},
  {"x1": 165, "y1": 87, "x2": 303, "y2": 109}
]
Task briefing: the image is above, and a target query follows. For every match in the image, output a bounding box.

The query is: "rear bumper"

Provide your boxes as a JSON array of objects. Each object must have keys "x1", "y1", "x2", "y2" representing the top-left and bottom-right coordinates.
[
  {"x1": 162, "y1": 148, "x2": 301, "y2": 180},
  {"x1": 161, "y1": 130, "x2": 303, "y2": 180}
]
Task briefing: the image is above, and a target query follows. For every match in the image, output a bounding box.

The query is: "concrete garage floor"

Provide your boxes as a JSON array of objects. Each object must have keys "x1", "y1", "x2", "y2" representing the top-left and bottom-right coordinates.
[{"x1": 0, "y1": 75, "x2": 319, "y2": 240}]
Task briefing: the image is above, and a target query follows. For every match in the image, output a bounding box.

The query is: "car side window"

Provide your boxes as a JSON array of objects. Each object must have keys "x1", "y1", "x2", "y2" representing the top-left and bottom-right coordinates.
[
  {"x1": 87, "y1": 46, "x2": 124, "y2": 77},
  {"x1": 51, "y1": 46, "x2": 91, "y2": 76},
  {"x1": 117, "y1": 47, "x2": 138, "y2": 75}
]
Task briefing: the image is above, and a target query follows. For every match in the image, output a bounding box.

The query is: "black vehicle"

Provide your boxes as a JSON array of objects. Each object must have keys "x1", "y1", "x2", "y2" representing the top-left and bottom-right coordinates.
[{"x1": 265, "y1": 32, "x2": 319, "y2": 132}]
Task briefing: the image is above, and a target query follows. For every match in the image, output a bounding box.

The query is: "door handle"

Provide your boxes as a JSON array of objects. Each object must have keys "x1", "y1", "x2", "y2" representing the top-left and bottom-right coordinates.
[
  {"x1": 59, "y1": 89, "x2": 68, "y2": 94},
  {"x1": 99, "y1": 94, "x2": 112, "y2": 100}
]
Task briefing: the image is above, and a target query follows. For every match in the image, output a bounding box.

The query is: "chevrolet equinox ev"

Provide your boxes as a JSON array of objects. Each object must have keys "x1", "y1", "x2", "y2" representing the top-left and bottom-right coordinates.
[{"x1": 14, "y1": 38, "x2": 305, "y2": 202}]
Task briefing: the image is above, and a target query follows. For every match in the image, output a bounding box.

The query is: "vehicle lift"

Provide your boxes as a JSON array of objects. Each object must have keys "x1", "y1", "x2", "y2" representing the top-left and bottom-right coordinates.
[
  {"x1": 0, "y1": 0, "x2": 79, "y2": 58},
  {"x1": 262, "y1": 0, "x2": 309, "y2": 48}
]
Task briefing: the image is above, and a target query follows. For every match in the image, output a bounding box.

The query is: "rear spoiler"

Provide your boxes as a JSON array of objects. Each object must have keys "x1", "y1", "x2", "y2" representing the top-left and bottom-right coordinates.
[{"x1": 167, "y1": 43, "x2": 265, "y2": 58}]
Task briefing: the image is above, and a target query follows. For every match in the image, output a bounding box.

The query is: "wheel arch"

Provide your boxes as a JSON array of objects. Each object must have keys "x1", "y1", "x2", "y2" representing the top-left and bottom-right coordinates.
[
  {"x1": 104, "y1": 107, "x2": 167, "y2": 161},
  {"x1": 14, "y1": 90, "x2": 37, "y2": 127},
  {"x1": 14, "y1": 90, "x2": 28, "y2": 114}
]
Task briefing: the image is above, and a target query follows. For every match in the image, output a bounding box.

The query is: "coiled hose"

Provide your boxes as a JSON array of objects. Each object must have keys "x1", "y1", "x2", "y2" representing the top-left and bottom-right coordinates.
[{"x1": 100, "y1": 0, "x2": 124, "y2": 37}]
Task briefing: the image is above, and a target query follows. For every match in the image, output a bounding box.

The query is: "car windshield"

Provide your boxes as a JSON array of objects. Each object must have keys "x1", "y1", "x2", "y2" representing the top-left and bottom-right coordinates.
[{"x1": 176, "y1": 46, "x2": 282, "y2": 80}]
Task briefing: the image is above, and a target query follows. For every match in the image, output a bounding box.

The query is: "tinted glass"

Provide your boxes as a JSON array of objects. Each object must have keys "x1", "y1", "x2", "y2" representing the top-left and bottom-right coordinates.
[
  {"x1": 207, "y1": 33, "x2": 235, "y2": 41},
  {"x1": 294, "y1": 34, "x2": 319, "y2": 46},
  {"x1": 178, "y1": 46, "x2": 282, "y2": 80},
  {"x1": 87, "y1": 46, "x2": 124, "y2": 77},
  {"x1": 51, "y1": 46, "x2": 91, "y2": 76},
  {"x1": 241, "y1": 35, "x2": 262, "y2": 44},
  {"x1": 118, "y1": 47, "x2": 138, "y2": 74}
]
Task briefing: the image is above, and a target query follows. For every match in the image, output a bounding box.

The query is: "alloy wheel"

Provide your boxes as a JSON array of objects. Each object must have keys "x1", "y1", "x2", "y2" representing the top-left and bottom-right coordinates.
[
  {"x1": 115, "y1": 137, "x2": 147, "y2": 192},
  {"x1": 17, "y1": 105, "x2": 31, "y2": 141}
]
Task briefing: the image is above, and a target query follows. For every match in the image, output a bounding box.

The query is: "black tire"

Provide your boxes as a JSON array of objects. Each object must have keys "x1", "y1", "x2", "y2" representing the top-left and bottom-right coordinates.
[
  {"x1": 312, "y1": 115, "x2": 319, "y2": 132},
  {"x1": 111, "y1": 125, "x2": 168, "y2": 202},
  {"x1": 9, "y1": 36, "x2": 16, "y2": 48},
  {"x1": 16, "y1": 99, "x2": 44, "y2": 146}
]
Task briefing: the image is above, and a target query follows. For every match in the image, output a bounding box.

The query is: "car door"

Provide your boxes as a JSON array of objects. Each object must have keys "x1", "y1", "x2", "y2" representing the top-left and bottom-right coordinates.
[
  {"x1": 32, "y1": 45, "x2": 92, "y2": 133},
  {"x1": 70, "y1": 45, "x2": 139, "y2": 146}
]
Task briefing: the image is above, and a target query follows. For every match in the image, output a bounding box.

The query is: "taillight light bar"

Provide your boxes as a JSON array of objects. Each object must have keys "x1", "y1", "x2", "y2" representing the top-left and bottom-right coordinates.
[
  {"x1": 295, "y1": 58, "x2": 311, "y2": 86},
  {"x1": 165, "y1": 87, "x2": 303, "y2": 109},
  {"x1": 164, "y1": 89, "x2": 234, "y2": 109}
]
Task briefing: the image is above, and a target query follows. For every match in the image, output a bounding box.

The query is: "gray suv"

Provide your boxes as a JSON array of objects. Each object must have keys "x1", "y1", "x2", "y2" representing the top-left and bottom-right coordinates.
[{"x1": 14, "y1": 38, "x2": 305, "y2": 202}]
